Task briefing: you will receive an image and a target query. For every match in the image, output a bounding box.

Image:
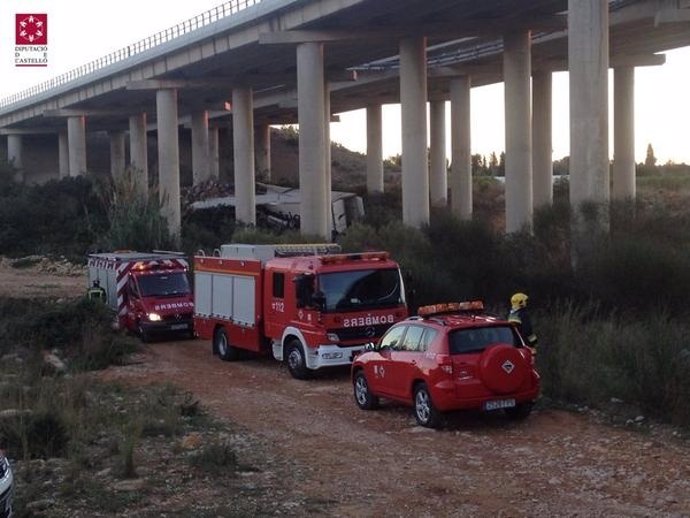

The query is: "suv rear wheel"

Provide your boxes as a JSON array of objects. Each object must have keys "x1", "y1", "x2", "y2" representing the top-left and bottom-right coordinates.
[
  {"x1": 505, "y1": 402, "x2": 534, "y2": 420},
  {"x1": 414, "y1": 382, "x2": 441, "y2": 428},
  {"x1": 353, "y1": 371, "x2": 379, "y2": 410}
]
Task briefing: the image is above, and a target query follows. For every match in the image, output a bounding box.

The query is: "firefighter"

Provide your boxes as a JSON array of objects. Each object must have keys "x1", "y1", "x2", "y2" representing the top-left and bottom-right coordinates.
[
  {"x1": 87, "y1": 279, "x2": 107, "y2": 303},
  {"x1": 508, "y1": 292, "x2": 537, "y2": 347}
]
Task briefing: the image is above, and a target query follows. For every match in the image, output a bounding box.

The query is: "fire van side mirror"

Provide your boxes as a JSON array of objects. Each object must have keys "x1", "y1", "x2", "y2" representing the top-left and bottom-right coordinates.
[{"x1": 364, "y1": 342, "x2": 376, "y2": 352}]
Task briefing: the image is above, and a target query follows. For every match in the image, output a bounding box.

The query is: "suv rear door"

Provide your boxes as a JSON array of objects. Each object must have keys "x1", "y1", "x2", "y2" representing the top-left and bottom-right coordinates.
[{"x1": 448, "y1": 325, "x2": 529, "y2": 400}]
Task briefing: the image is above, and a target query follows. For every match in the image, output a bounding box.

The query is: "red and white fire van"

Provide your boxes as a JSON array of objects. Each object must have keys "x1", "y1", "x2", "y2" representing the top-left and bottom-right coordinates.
[
  {"x1": 193, "y1": 244, "x2": 408, "y2": 379},
  {"x1": 87, "y1": 251, "x2": 194, "y2": 341}
]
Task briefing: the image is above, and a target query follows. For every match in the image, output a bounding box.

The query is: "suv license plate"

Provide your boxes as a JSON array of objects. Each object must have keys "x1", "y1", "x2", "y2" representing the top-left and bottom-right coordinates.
[
  {"x1": 170, "y1": 324, "x2": 188, "y2": 330},
  {"x1": 484, "y1": 399, "x2": 516, "y2": 411}
]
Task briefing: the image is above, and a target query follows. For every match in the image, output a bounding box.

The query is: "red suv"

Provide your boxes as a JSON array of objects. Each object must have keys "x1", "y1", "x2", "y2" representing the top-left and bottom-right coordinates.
[{"x1": 351, "y1": 301, "x2": 540, "y2": 428}]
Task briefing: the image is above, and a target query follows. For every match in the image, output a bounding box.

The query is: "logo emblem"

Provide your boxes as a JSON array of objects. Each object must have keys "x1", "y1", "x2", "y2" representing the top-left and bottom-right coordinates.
[
  {"x1": 501, "y1": 360, "x2": 515, "y2": 374},
  {"x1": 16, "y1": 14, "x2": 48, "y2": 45},
  {"x1": 364, "y1": 326, "x2": 376, "y2": 338}
]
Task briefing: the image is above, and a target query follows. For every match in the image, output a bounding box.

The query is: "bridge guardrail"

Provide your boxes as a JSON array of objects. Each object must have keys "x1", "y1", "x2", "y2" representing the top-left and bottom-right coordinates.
[{"x1": 0, "y1": 0, "x2": 262, "y2": 110}]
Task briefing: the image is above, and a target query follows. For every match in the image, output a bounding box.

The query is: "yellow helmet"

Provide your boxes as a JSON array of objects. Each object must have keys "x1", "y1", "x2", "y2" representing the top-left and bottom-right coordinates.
[{"x1": 510, "y1": 292, "x2": 528, "y2": 309}]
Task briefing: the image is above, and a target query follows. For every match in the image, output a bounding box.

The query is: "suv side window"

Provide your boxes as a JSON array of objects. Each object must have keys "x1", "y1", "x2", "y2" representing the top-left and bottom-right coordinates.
[
  {"x1": 400, "y1": 325, "x2": 425, "y2": 351},
  {"x1": 380, "y1": 326, "x2": 406, "y2": 350},
  {"x1": 418, "y1": 328, "x2": 438, "y2": 352}
]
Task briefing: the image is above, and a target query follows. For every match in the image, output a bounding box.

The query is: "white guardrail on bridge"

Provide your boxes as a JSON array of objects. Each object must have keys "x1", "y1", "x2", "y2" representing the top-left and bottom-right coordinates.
[{"x1": 0, "y1": 0, "x2": 263, "y2": 110}]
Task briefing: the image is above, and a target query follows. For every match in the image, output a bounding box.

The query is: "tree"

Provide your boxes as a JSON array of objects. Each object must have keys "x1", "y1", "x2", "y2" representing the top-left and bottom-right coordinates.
[{"x1": 645, "y1": 143, "x2": 657, "y2": 169}]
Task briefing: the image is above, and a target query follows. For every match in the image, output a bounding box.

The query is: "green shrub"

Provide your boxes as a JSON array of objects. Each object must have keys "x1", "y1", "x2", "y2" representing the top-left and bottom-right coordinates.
[{"x1": 188, "y1": 442, "x2": 242, "y2": 475}]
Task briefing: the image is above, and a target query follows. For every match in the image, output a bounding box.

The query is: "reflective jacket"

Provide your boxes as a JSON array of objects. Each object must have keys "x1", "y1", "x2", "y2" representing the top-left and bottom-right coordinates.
[{"x1": 508, "y1": 307, "x2": 537, "y2": 346}]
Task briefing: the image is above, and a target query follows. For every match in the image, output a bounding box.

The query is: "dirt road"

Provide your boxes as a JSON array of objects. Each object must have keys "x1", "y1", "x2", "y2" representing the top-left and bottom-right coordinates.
[
  {"x1": 3, "y1": 259, "x2": 689, "y2": 517},
  {"x1": 103, "y1": 340, "x2": 690, "y2": 518}
]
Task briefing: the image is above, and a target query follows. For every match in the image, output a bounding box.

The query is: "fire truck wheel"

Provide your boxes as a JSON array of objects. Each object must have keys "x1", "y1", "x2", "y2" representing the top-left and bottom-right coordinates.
[
  {"x1": 286, "y1": 340, "x2": 309, "y2": 380},
  {"x1": 215, "y1": 328, "x2": 240, "y2": 362}
]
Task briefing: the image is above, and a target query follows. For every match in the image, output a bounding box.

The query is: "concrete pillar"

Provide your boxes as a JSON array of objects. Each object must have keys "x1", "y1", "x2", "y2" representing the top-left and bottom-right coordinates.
[
  {"x1": 532, "y1": 70, "x2": 553, "y2": 208},
  {"x1": 429, "y1": 100, "x2": 447, "y2": 207},
  {"x1": 191, "y1": 110, "x2": 210, "y2": 185},
  {"x1": 58, "y1": 130, "x2": 69, "y2": 179},
  {"x1": 324, "y1": 81, "x2": 332, "y2": 236},
  {"x1": 613, "y1": 67, "x2": 636, "y2": 200},
  {"x1": 568, "y1": 0, "x2": 609, "y2": 218},
  {"x1": 129, "y1": 113, "x2": 149, "y2": 194},
  {"x1": 156, "y1": 88, "x2": 181, "y2": 238},
  {"x1": 503, "y1": 31, "x2": 533, "y2": 233},
  {"x1": 255, "y1": 125, "x2": 271, "y2": 182},
  {"x1": 400, "y1": 36, "x2": 429, "y2": 228},
  {"x1": 7, "y1": 135, "x2": 23, "y2": 182},
  {"x1": 366, "y1": 104, "x2": 384, "y2": 194},
  {"x1": 450, "y1": 76, "x2": 472, "y2": 220},
  {"x1": 67, "y1": 115, "x2": 87, "y2": 176},
  {"x1": 109, "y1": 131, "x2": 126, "y2": 180},
  {"x1": 232, "y1": 86, "x2": 256, "y2": 225},
  {"x1": 209, "y1": 126, "x2": 220, "y2": 179},
  {"x1": 297, "y1": 42, "x2": 328, "y2": 238}
]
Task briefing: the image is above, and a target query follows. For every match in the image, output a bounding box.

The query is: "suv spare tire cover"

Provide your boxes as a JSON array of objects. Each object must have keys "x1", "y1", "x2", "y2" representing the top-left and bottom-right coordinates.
[{"x1": 479, "y1": 344, "x2": 528, "y2": 394}]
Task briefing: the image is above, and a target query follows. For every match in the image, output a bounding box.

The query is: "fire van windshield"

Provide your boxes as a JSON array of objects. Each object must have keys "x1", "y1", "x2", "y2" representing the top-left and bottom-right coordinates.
[
  {"x1": 137, "y1": 272, "x2": 191, "y2": 297},
  {"x1": 317, "y1": 268, "x2": 404, "y2": 312}
]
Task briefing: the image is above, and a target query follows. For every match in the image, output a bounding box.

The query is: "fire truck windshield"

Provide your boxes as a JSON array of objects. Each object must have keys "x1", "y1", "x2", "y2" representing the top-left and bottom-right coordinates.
[
  {"x1": 137, "y1": 272, "x2": 191, "y2": 297},
  {"x1": 317, "y1": 268, "x2": 404, "y2": 312}
]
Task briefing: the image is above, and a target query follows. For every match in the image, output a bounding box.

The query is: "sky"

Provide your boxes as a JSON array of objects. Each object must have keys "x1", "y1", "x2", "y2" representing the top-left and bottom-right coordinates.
[{"x1": 2, "y1": 0, "x2": 689, "y2": 164}]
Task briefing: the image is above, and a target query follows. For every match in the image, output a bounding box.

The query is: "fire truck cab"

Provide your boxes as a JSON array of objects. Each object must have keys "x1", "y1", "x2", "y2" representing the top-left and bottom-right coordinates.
[
  {"x1": 87, "y1": 251, "x2": 194, "y2": 342},
  {"x1": 193, "y1": 244, "x2": 408, "y2": 379}
]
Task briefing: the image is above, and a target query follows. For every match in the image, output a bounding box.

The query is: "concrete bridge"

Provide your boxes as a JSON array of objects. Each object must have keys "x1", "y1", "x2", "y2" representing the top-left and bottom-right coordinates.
[{"x1": 1, "y1": 0, "x2": 689, "y2": 239}]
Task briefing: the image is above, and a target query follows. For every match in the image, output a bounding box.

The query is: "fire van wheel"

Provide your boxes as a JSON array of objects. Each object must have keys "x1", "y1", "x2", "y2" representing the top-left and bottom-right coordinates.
[
  {"x1": 286, "y1": 341, "x2": 309, "y2": 380},
  {"x1": 414, "y1": 382, "x2": 441, "y2": 429},
  {"x1": 215, "y1": 328, "x2": 239, "y2": 362},
  {"x1": 138, "y1": 324, "x2": 150, "y2": 344},
  {"x1": 353, "y1": 371, "x2": 379, "y2": 410}
]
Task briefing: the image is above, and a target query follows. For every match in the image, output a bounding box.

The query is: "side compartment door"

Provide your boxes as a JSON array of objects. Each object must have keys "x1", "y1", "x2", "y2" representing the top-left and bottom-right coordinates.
[{"x1": 265, "y1": 270, "x2": 286, "y2": 339}]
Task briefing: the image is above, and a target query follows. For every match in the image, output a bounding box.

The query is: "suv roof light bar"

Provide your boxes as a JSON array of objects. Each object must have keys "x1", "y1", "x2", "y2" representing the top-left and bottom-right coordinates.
[{"x1": 417, "y1": 300, "x2": 484, "y2": 317}]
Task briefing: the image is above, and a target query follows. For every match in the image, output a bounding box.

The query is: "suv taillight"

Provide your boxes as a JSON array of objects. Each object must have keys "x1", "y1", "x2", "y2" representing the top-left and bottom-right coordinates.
[{"x1": 436, "y1": 354, "x2": 453, "y2": 375}]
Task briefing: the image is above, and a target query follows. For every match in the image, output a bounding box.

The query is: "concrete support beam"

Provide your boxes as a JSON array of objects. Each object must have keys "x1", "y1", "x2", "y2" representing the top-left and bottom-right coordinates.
[
  {"x1": 191, "y1": 110, "x2": 210, "y2": 185},
  {"x1": 232, "y1": 86, "x2": 256, "y2": 225},
  {"x1": 7, "y1": 134, "x2": 23, "y2": 182},
  {"x1": 297, "y1": 42, "x2": 329, "y2": 238},
  {"x1": 503, "y1": 31, "x2": 533, "y2": 233},
  {"x1": 400, "y1": 36, "x2": 430, "y2": 228},
  {"x1": 450, "y1": 76, "x2": 472, "y2": 220},
  {"x1": 67, "y1": 115, "x2": 87, "y2": 176},
  {"x1": 209, "y1": 126, "x2": 220, "y2": 179},
  {"x1": 58, "y1": 131, "x2": 69, "y2": 179},
  {"x1": 613, "y1": 67, "x2": 636, "y2": 200},
  {"x1": 569, "y1": 0, "x2": 610, "y2": 222},
  {"x1": 129, "y1": 113, "x2": 149, "y2": 195},
  {"x1": 429, "y1": 100, "x2": 448, "y2": 207},
  {"x1": 255, "y1": 125, "x2": 271, "y2": 182},
  {"x1": 109, "y1": 131, "x2": 126, "y2": 180},
  {"x1": 155, "y1": 88, "x2": 181, "y2": 238},
  {"x1": 366, "y1": 104, "x2": 384, "y2": 194},
  {"x1": 532, "y1": 70, "x2": 553, "y2": 208},
  {"x1": 324, "y1": 81, "x2": 333, "y2": 235}
]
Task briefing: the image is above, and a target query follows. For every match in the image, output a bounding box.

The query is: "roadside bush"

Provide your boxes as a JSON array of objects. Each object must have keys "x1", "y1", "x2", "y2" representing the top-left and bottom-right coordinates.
[
  {"x1": 0, "y1": 176, "x2": 107, "y2": 260},
  {"x1": 538, "y1": 303, "x2": 690, "y2": 426},
  {"x1": 96, "y1": 171, "x2": 174, "y2": 252},
  {"x1": 188, "y1": 442, "x2": 242, "y2": 475}
]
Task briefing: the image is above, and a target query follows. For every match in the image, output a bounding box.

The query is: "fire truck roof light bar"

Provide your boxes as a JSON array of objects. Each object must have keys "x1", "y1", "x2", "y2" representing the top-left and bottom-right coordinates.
[
  {"x1": 319, "y1": 252, "x2": 390, "y2": 264},
  {"x1": 273, "y1": 243, "x2": 342, "y2": 257}
]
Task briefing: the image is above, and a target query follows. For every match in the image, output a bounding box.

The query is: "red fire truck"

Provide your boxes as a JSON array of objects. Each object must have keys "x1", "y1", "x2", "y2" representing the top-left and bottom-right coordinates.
[
  {"x1": 87, "y1": 251, "x2": 194, "y2": 341},
  {"x1": 193, "y1": 244, "x2": 408, "y2": 379}
]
